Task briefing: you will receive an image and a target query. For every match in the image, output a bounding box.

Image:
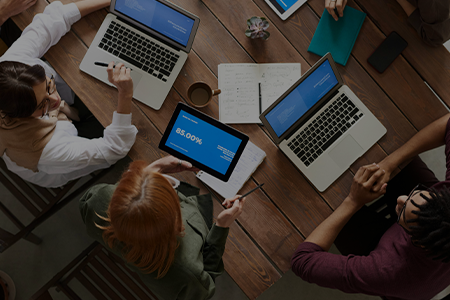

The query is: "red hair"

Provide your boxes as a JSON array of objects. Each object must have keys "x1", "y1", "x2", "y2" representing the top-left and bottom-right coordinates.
[{"x1": 96, "y1": 161, "x2": 184, "y2": 278}]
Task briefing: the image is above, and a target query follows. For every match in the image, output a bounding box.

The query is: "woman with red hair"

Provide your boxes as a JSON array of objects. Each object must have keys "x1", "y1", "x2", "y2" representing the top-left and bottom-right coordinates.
[{"x1": 79, "y1": 155, "x2": 246, "y2": 300}]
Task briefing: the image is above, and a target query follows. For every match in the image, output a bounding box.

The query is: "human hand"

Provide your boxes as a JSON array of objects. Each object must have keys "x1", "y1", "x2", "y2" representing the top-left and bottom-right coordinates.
[
  {"x1": 217, "y1": 195, "x2": 245, "y2": 228},
  {"x1": 325, "y1": 0, "x2": 347, "y2": 21},
  {"x1": 107, "y1": 62, "x2": 133, "y2": 97},
  {"x1": 370, "y1": 157, "x2": 396, "y2": 193},
  {"x1": 0, "y1": 0, "x2": 37, "y2": 25},
  {"x1": 348, "y1": 164, "x2": 387, "y2": 206},
  {"x1": 60, "y1": 103, "x2": 80, "y2": 122},
  {"x1": 145, "y1": 156, "x2": 200, "y2": 174}
]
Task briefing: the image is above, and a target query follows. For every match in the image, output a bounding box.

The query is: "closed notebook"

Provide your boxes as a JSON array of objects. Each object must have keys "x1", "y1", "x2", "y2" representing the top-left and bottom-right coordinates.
[{"x1": 308, "y1": 6, "x2": 366, "y2": 66}]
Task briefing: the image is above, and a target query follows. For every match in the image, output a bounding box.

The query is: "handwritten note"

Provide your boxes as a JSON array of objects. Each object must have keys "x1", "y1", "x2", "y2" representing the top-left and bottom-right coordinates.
[
  {"x1": 219, "y1": 63, "x2": 301, "y2": 124},
  {"x1": 196, "y1": 141, "x2": 266, "y2": 199}
]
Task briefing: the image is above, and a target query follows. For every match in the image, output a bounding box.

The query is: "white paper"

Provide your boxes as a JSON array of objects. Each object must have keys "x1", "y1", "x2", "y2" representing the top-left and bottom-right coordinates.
[
  {"x1": 196, "y1": 141, "x2": 266, "y2": 199},
  {"x1": 219, "y1": 63, "x2": 301, "y2": 124}
]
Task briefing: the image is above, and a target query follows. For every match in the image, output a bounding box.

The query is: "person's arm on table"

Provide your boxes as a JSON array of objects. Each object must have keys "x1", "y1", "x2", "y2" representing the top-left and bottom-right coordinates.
[
  {"x1": 291, "y1": 165, "x2": 388, "y2": 295},
  {"x1": 75, "y1": 0, "x2": 110, "y2": 18},
  {"x1": 1, "y1": 0, "x2": 109, "y2": 61},
  {"x1": 0, "y1": 0, "x2": 37, "y2": 27},
  {"x1": 303, "y1": 164, "x2": 386, "y2": 251},
  {"x1": 374, "y1": 113, "x2": 450, "y2": 190},
  {"x1": 397, "y1": 0, "x2": 450, "y2": 46},
  {"x1": 325, "y1": 0, "x2": 347, "y2": 21},
  {"x1": 38, "y1": 63, "x2": 137, "y2": 182}
]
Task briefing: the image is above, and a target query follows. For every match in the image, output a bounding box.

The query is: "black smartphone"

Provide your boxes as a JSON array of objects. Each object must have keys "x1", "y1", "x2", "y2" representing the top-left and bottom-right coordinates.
[{"x1": 367, "y1": 31, "x2": 408, "y2": 73}]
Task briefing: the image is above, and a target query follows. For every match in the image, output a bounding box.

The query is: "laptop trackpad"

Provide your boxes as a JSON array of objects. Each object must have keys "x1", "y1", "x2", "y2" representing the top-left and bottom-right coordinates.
[{"x1": 329, "y1": 135, "x2": 363, "y2": 169}]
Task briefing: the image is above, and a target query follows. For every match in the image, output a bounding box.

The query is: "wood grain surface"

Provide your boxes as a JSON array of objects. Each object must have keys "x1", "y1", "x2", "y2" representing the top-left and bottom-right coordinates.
[{"x1": 10, "y1": 0, "x2": 450, "y2": 298}]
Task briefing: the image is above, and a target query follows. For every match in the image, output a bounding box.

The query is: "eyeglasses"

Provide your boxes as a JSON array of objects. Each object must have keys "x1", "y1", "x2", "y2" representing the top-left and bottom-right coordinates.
[
  {"x1": 397, "y1": 183, "x2": 429, "y2": 225},
  {"x1": 36, "y1": 75, "x2": 56, "y2": 117}
]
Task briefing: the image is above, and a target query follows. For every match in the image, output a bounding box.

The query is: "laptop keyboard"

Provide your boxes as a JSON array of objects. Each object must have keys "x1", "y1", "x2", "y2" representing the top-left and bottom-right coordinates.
[
  {"x1": 98, "y1": 21, "x2": 180, "y2": 82},
  {"x1": 287, "y1": 93, "x2": 364, "y2": 167}
]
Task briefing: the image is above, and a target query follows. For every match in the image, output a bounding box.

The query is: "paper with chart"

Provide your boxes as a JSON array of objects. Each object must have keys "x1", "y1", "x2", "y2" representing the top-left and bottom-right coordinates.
[
  {"x1": 219, "y1": 63, "x2": 301, "y2": 124},
  {"x1": 196, "y1": 141, "x2": 266, "y2": 199}
]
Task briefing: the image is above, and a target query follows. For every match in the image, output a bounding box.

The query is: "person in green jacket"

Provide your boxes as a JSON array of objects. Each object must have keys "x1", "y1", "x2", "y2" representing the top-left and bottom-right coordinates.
[{"x1": 79, "y1": 156, "x2": 246, "y2": 300}]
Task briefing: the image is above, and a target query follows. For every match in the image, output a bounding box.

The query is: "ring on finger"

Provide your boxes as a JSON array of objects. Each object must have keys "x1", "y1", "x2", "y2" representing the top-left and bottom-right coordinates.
[{"x1": 177, "y1": 159, "x2": 182, "y2": 166}]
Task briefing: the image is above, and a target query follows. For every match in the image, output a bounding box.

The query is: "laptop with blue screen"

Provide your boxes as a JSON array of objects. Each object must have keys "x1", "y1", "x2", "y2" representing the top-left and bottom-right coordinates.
[
  {"x1": 260, "y1": 53, "x2": 386, "y2": 192},
  {"x1": 80, "y1": 0, "x2": 200, "y2": 110}
]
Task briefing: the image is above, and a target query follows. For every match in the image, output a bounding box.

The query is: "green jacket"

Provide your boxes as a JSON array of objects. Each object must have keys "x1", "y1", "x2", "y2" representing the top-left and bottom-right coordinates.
[{"x1": 79, "y1": 182, "x2": 229, "y2": 300}]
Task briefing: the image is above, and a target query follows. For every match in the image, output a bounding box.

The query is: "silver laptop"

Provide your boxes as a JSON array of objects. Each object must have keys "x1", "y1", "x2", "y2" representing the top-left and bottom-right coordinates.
[
  {"x1": 260, "y1": 53, "x2": 386, "y2": 192},
  {"x1": 80, "y1": 0, "x2": 200, "y2": 110}
]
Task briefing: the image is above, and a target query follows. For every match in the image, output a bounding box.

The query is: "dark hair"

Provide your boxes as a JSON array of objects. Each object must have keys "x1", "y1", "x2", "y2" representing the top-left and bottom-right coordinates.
[
  {"x1": 0, "y1": 61, "x2": 46, "y2": 118},
  {"x1": 407, "y1": 187, "x2": 450, "y2": 262}
]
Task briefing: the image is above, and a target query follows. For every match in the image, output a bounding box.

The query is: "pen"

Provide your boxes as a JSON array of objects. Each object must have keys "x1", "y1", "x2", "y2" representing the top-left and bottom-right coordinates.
[
  {"x1": 258, "y1": 82, "x2": 262, "y2": 115},
  {"x1": 94, "y1": 61, "x2": 132, "y2": 70},
  {"x1": 238, "y1": 183, "x2": 264, "y2": 200}
]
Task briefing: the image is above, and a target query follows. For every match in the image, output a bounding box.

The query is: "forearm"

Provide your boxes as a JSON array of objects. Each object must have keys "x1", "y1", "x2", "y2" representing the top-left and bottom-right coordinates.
[
  {"x1": 305, "y1": 197, "x2": 362, "y2": 251},
  {"x1": 75, "y1": 0, "x2": 110, "y2": 18},
  {"x1": 383, "y1": 113, "x2": 450, "y2": 169},
  {"x1": 397, "y1": 0, "x2": 416, "y2": 16},
  {"x1": 116, "y1": 92, "x2": 132, "y2": 114}
]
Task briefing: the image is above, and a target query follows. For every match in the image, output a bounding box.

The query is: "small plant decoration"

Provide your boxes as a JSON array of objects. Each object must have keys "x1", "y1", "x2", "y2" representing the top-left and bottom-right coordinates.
[{"x1": 245, "y1": 16, "x2": 270, "y2": 40}]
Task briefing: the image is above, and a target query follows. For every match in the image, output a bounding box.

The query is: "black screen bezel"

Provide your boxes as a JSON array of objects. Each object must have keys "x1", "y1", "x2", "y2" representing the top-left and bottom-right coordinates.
[{"x1": 159, "y1": 103, "x2": 249, "y2": 182}]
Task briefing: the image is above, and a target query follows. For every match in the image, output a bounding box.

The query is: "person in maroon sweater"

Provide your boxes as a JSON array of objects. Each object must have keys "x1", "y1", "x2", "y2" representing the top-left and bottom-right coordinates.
[{"x1": 291, "y1": 113, "x2": 450, "y2": 300}]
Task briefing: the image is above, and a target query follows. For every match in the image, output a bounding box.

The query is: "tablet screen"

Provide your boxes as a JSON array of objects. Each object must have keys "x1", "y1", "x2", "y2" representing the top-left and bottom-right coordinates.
[
  {"x1": 267, "y1": 0, "x2": 299, "y2": 14},
  {"x1": 159, "y1": 103, "x2": 248, "y2": 181}
]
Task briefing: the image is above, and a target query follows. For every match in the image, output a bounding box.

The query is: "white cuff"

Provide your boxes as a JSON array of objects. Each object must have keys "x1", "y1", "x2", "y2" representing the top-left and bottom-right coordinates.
[
  {"x1": 64, "y1": 2, "x2": 81, "y2": 24},
  {"x1": 112, "y1": 111, "x2": 132, "y2": 126}
]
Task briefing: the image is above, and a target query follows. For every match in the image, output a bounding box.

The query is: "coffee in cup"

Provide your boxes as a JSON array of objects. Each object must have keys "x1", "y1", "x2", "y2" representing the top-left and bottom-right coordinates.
[{"x1": 187, "y1": 82, "x2": 221, "y2": 108}]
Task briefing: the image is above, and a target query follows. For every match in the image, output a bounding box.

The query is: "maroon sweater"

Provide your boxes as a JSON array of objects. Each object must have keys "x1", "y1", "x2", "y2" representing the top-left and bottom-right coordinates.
[{"x1": 291, "y1": 118, "x2": 450, "y2": 299}]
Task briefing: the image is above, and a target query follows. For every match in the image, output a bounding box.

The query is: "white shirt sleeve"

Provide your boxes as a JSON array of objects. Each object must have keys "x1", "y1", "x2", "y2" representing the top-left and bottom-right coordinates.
[
  {"x1": 2, "y1": 1, "x2": 80, "y2": 61},
  {"x1": 38, "y1": 112, "x2": 137, "y2": 172}
]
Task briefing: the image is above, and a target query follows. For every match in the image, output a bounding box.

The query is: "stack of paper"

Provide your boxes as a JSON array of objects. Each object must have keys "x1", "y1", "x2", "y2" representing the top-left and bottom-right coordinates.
[{"x1": 197, "y1": 141, "x2": 266, "y2": 199}]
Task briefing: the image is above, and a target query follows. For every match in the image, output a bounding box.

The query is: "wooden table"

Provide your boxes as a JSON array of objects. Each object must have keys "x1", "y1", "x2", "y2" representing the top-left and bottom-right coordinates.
[{"x1": 11, "y1": 0, "x2": 450, "y2": 298}]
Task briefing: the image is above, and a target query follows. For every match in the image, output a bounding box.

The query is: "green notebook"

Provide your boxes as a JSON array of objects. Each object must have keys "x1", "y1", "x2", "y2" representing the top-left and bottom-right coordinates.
[{"x1": 308, "y1": 7, "x2": 366, "y2": 66}]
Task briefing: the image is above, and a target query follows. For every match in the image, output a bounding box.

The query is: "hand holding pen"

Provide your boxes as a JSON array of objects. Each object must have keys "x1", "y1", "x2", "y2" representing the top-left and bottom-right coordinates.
[
  {"x1": 221, "y1": 183, "x2": 264, "y2": 208},
  {"x1": 217, "y1": 183, "x2": 264, "y2": 228}
]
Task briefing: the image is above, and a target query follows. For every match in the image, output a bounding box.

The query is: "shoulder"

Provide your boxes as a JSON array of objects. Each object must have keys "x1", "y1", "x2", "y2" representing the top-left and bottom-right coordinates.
[{"x1": 79, "y1": 183, "x2": 116, "y2": 226}]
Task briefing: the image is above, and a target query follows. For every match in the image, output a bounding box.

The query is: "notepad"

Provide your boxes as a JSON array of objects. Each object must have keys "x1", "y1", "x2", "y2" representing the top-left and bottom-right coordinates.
[
  {"x1": 219, "y1": 63, "x2": 301, "y2": 124},
  {"x1": 308, "y1": 6, "x2": 366, "y2": 66},
  {"x1": 196, "y1": 141, "x2": 266, "y2": 199}
]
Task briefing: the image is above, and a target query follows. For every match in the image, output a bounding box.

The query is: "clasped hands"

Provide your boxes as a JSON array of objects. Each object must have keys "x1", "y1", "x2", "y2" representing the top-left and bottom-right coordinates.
[{"x1": 348, "y1": 161, "x2": 393, "y2": 207}]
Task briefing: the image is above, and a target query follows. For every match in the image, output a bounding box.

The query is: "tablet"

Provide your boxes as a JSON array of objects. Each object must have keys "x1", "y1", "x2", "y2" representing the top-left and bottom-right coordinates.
[
  {"x1": 265, "y1": 0, "x2": 307, "y2": 20},
  {"x1": 159, "y1": 103, "x2": 249, "y2": 182}
]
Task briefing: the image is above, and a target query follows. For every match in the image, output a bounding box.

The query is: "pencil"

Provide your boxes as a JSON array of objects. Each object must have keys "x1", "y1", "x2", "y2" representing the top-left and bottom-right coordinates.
[{"x1": 239, "y1": 183, "x2": 264, "y2": 200}]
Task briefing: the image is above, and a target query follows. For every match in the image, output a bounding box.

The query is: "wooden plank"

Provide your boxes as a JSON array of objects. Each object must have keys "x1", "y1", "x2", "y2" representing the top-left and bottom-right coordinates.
[
  {"x1": 90, "y1": 258, "x2": 136, "y2": 299},
  {"x1": 350, "y1": 0, "x2": 450, "y2": 108},
  {"x1": 83, "y1": 265, "x2": 121, "y2": 300},
  {"x1": 0, "y1": 169, "x2": 40, "y2": 216},
  {"x1": 74, "y1": 272, "x2": 108, "y2": 300},
  {"x1": 97, "y1": 250, "x2": 153, "y2": 300}
]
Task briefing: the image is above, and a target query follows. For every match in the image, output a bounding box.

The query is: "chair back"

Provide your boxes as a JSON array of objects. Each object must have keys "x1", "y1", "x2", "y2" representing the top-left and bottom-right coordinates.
[
  {"x1": 0, "y1": 158, "x2": 111, "y2": 252},
  {"x1": 31, "y1": 242, "x2": 159, "y2": 300}
]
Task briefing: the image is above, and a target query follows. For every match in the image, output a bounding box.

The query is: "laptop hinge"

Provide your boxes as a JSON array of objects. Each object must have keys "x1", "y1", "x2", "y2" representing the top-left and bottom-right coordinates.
[
  {"x1": 116, "y1": 16, "x2": 183, "y2": 52},
  {"x1": 286, "y1": 88, "x2": 341, "y2": 140}
]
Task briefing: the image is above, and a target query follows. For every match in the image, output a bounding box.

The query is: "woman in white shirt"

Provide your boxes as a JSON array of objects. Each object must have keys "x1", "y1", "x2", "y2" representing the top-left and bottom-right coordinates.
[{"x1": 0, "y1": 0, "x2": 138, "y2": 188}]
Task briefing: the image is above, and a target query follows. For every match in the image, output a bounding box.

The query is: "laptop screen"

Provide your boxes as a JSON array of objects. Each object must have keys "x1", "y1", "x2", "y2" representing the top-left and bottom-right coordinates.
[
  {"x1": 265, "y1": 59, "x2": 339, "y2": 137},
  {"x1": 115, "y1": 0, "x2": 195, "y2": 47}
]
